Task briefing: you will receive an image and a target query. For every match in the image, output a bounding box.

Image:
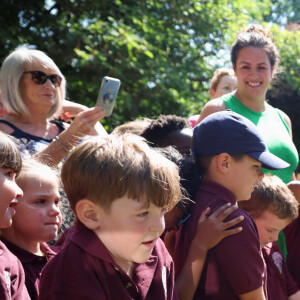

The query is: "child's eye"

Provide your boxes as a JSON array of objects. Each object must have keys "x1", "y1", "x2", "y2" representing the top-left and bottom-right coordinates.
[
  {"x1": 4, "y1": 169, "x2": 15, "y2": 180},
  {"x1": 55, "y1": 200, "x2": 60, "y2": 206},
  {"x1": 36, "y1": 199, "x2": 46, "y2": 204},
  {"x1": 267, "y1": 229, "x2": 274, "y2": 233},
  {"x1": 137, "y1": 211, "x2": 148, "y2": 217}
]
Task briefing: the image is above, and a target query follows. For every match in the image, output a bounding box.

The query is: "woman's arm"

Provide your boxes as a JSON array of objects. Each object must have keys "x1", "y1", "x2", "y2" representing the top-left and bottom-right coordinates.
[
  {"x1": 195, "y1": 98, "x2": 226, "y2": 126},
  {"x1": 36, "y1": 106, "x2": 107, "y2": 165},
  {"x1": 176, "y1": 204, "x2": 244, "y2": 300}
]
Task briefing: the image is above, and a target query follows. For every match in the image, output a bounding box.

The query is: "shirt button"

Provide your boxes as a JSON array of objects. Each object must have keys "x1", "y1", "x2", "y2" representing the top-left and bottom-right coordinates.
[
  {"x1": 114, "y1": 267, "x2": 119, "y2": 271},
  {"x1": 126, "y1": 282, "x2": 132, "y2": 289}
]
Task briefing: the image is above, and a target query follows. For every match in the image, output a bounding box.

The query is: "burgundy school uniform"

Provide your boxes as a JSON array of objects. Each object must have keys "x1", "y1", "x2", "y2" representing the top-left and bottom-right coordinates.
[
  {"x1": 39, "y1": 221, "x2": 178, "y2": 300},
  {"x1": 263, "y1": 242, "x2": 299, "y2": 300},
  {"x1": 0, "y1": 237, "x2": 58, "y2": 300},
  {"x1": 0, "y1": 240, "x2": 30, "y2": 300},
  {"x1": 174, "y1": 180, "x2": 266, "y2": 300},
  {"x1": 284, "y1": 209, "x2": 300, "y2": 286}
]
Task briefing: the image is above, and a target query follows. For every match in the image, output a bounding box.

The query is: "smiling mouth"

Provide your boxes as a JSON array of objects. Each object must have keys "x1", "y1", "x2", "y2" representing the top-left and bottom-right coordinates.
[{"x1": 248, "y1": 82, "x2": 261, "y2": 87}]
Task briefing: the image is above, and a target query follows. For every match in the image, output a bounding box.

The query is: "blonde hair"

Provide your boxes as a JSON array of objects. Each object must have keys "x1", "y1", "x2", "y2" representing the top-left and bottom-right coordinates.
[
  {"x1": 112, "y1": 118, "x2": 153, "y2": 136},
  {"x1": 0, "y1": 45, "x2": 65, "y2": 117},
  {"x1": 210, "y1": 68, "x2": 235, "y2": 91},
  {"x1": 61, "y1": 134, "x2": 182, "y2": 212},
  {"x1": 239, "y1": 174, "x2": 299, "y2": 220},
  {"x1": 16, "y1": 157, "x2": 60, "y2": 187}
]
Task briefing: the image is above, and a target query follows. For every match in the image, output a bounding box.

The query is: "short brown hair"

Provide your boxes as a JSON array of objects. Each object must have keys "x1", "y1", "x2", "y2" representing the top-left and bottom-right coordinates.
[
  {"x1": 0, "y1": 132, "x2": 22, "y2": 175},
  {"x1": 239, "y1": 174, "x2": 299, "y2": 220},
  {"x1": 61, "y1": 134, "x2": 182, "y2": 212}
]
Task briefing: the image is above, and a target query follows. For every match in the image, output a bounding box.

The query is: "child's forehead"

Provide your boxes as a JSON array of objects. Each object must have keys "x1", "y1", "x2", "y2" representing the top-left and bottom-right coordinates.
[{"x1": 112, "y1": 195, "x2": 164, "y2": 211}]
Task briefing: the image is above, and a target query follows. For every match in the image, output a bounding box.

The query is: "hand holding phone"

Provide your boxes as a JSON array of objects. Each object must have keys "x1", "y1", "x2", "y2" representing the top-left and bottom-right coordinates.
[{"x1": 96, "y1": 76, "x2": 121, "y2": 116}]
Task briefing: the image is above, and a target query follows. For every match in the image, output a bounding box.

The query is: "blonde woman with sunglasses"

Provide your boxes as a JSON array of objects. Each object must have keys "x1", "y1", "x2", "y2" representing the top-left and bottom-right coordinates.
[
  {"x1": 0, "y1": 45, "x2": 107, "y2": 166},
  {"x1": 0, "y1": 45, "x2": 107, "y2": 235}
]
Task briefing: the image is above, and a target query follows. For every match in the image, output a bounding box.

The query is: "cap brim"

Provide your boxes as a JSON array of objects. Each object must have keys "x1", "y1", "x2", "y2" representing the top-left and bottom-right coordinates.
[{"x1": 248, "y1": 152, "x2": 290, "y2": 170}]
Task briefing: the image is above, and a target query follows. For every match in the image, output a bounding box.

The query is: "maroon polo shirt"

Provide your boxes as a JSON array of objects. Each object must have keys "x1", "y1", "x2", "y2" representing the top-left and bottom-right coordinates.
[
  {"x1": 0, "y1": 240, "x2": 30, "y2": 300},
  {"x1": 263, "y1": 242, "x2": 299, "y2": 300},
  {"x1": 39, "y1": 221, "x2": 178, "y2": 300},
  {"x1": 174, "y1": 179, "x2": 266, "y2": 300},
  {"x1": 0, "y1": 237, "x2": 59, "y2": 300},
  {"x1": 284, "y1": 209, "x2": 300, "y2": 286}
]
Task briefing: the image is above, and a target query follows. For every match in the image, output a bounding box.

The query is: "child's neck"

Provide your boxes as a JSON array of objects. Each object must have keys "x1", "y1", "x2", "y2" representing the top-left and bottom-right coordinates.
[{"x1": 1, "y1": 231, "x2": 43, "y2": 256}]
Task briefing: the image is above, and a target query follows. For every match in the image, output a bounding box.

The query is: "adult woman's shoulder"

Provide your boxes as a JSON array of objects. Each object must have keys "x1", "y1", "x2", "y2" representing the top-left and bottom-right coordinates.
[
  {"x1": 0, "y1": 120, "x2": 15, "y2": 134},
  {"x1": 195, "y1": 98, "x2": 226, "y2": 125}
]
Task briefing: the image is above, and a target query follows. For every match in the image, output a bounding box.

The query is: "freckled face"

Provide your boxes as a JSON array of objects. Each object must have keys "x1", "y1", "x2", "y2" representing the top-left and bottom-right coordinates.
[
  {"x1": 95, "y1": 196, "x2": 167, "y2": 272},
  {"x1": 254, "y1": 210, "x2": 291, "y2": 247},
  {"x1": 12, "y1": 173, "x2": 61, "y2": 243}
]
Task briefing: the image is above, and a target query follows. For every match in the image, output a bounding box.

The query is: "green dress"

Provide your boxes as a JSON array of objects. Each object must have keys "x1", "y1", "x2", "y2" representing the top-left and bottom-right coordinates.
[{"x1": 223, "y1": 94, "x2": 299, "y2": 259}]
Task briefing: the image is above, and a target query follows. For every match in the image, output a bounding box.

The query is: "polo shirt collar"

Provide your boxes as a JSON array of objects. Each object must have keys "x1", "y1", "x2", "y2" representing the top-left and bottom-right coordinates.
[
  {"x1": 70, "y1": 221, "x2": 159, "y2": 294},
  {"x1": 199, "y1": 179, "x2": 237, "y2": 205},
  {"x1": 0, "y1": 237, "x2": 56, "y2": 263}
]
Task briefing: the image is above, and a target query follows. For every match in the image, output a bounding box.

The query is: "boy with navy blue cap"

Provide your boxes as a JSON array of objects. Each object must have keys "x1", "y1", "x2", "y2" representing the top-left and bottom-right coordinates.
[{"x1": 173, "y1": 110, "x2": 289, "y2": 300}]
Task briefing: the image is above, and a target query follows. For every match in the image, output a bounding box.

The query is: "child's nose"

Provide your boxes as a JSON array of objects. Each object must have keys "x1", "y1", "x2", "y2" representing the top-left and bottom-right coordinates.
[
  {"x1": 15, "y1": 183, "x2": 23, "y2": 199},
  {"x1": 49, "y1": 203, "x2": 61, "y2": 216},
  {"x1": 257, "y1": 167, "x2": 264, "y2": 179},
  {"x1": 149, "y1": 215, "x2": 165, "y2": 235}
]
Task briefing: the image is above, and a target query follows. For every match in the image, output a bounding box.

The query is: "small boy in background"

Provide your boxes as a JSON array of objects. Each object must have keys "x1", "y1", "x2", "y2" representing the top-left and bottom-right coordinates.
[
  {"x1": 0, "y1": 157, "x2": 62, "y2": 300},
  {"x1": 173, "y1": 110, "x2": 289, "y2": 300},
  {"x1": 239, "y1": 174, "x2": 300, "y2": 300},
  {"x1": 0, "y1": 132, "x2": 30, "y2": 299},
  {"x1": 39, "y1": 134, "x2": 182, "y2": 300}
]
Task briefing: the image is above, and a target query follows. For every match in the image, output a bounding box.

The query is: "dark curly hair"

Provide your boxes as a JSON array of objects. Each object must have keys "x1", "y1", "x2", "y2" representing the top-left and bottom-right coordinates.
[{"x1": 141, "y1": 115, "x2": 191, "y2": 148}]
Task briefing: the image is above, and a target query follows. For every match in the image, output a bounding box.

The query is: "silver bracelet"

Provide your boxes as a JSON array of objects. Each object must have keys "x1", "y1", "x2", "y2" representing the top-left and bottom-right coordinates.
[{"x1": 53, "y1": 135, "x2": 71, "y2": 153}]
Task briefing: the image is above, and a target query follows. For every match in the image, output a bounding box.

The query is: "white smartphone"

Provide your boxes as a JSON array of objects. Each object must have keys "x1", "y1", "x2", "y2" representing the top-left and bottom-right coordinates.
[{"x1": 96, "y1": 76, "x2": 121, "y2": 116}]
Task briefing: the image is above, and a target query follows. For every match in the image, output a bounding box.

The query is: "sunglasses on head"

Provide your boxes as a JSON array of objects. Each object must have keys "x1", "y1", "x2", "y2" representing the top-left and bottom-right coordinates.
[{"x1": 23, "y1": 71, "x2": 62, "y2": 87}]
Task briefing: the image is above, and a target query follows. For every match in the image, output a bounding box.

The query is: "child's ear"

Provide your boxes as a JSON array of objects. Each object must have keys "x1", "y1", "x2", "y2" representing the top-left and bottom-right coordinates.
[
  {"x1": 209, "y1": 88, "x2": 215, "y2": 98},
  {"x1": 217, "y1": 153, "x2": 230, "y2": 174},
  {"x1": 76, "y1": 199, "x2": 101, "y2": 230}
]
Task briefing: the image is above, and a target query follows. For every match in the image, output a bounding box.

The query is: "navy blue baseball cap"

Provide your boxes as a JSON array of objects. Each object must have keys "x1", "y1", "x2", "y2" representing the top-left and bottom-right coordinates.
[{"x1": 192, "y1": 110, "x2": 289, "y2": 170}]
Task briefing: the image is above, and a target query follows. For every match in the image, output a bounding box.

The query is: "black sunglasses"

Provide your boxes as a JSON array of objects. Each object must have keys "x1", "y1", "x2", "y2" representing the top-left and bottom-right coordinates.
[{"x1": 23, "y1": 71, "x2": 62, "y2": 87}]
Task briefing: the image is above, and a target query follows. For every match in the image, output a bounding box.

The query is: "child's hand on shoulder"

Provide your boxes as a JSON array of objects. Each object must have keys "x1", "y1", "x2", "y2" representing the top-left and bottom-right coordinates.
[{"x1": 192, "y1": 203, "x2": 244, "y2": 251}]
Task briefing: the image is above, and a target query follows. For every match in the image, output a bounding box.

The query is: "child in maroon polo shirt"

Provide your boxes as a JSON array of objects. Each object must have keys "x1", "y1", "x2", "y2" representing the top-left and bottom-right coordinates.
[
  {"x1": 0, "y1": 157, "x2": 62, "y2": 300},
  {"x1": 239, "y1": 174, "x2": 300, "y2": 300},
  {"x1": 39, "y1": 134, "x2": 182, "y2": 300},
  {"x1": 0, "y1": 131, "x2": 30, "y2": 299},
  {"x1": 173, "y1": 110, "x2": 290, "y2": 300}
]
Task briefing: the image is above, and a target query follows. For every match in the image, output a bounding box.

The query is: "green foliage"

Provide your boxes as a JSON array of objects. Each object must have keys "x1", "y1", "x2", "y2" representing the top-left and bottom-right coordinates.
[
  {"x1": 0, "y1": 0, "x2": 270, "y2": 132},
  {"x1": 266, "y1": 24, "x2": 300, "y2": 154}
]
